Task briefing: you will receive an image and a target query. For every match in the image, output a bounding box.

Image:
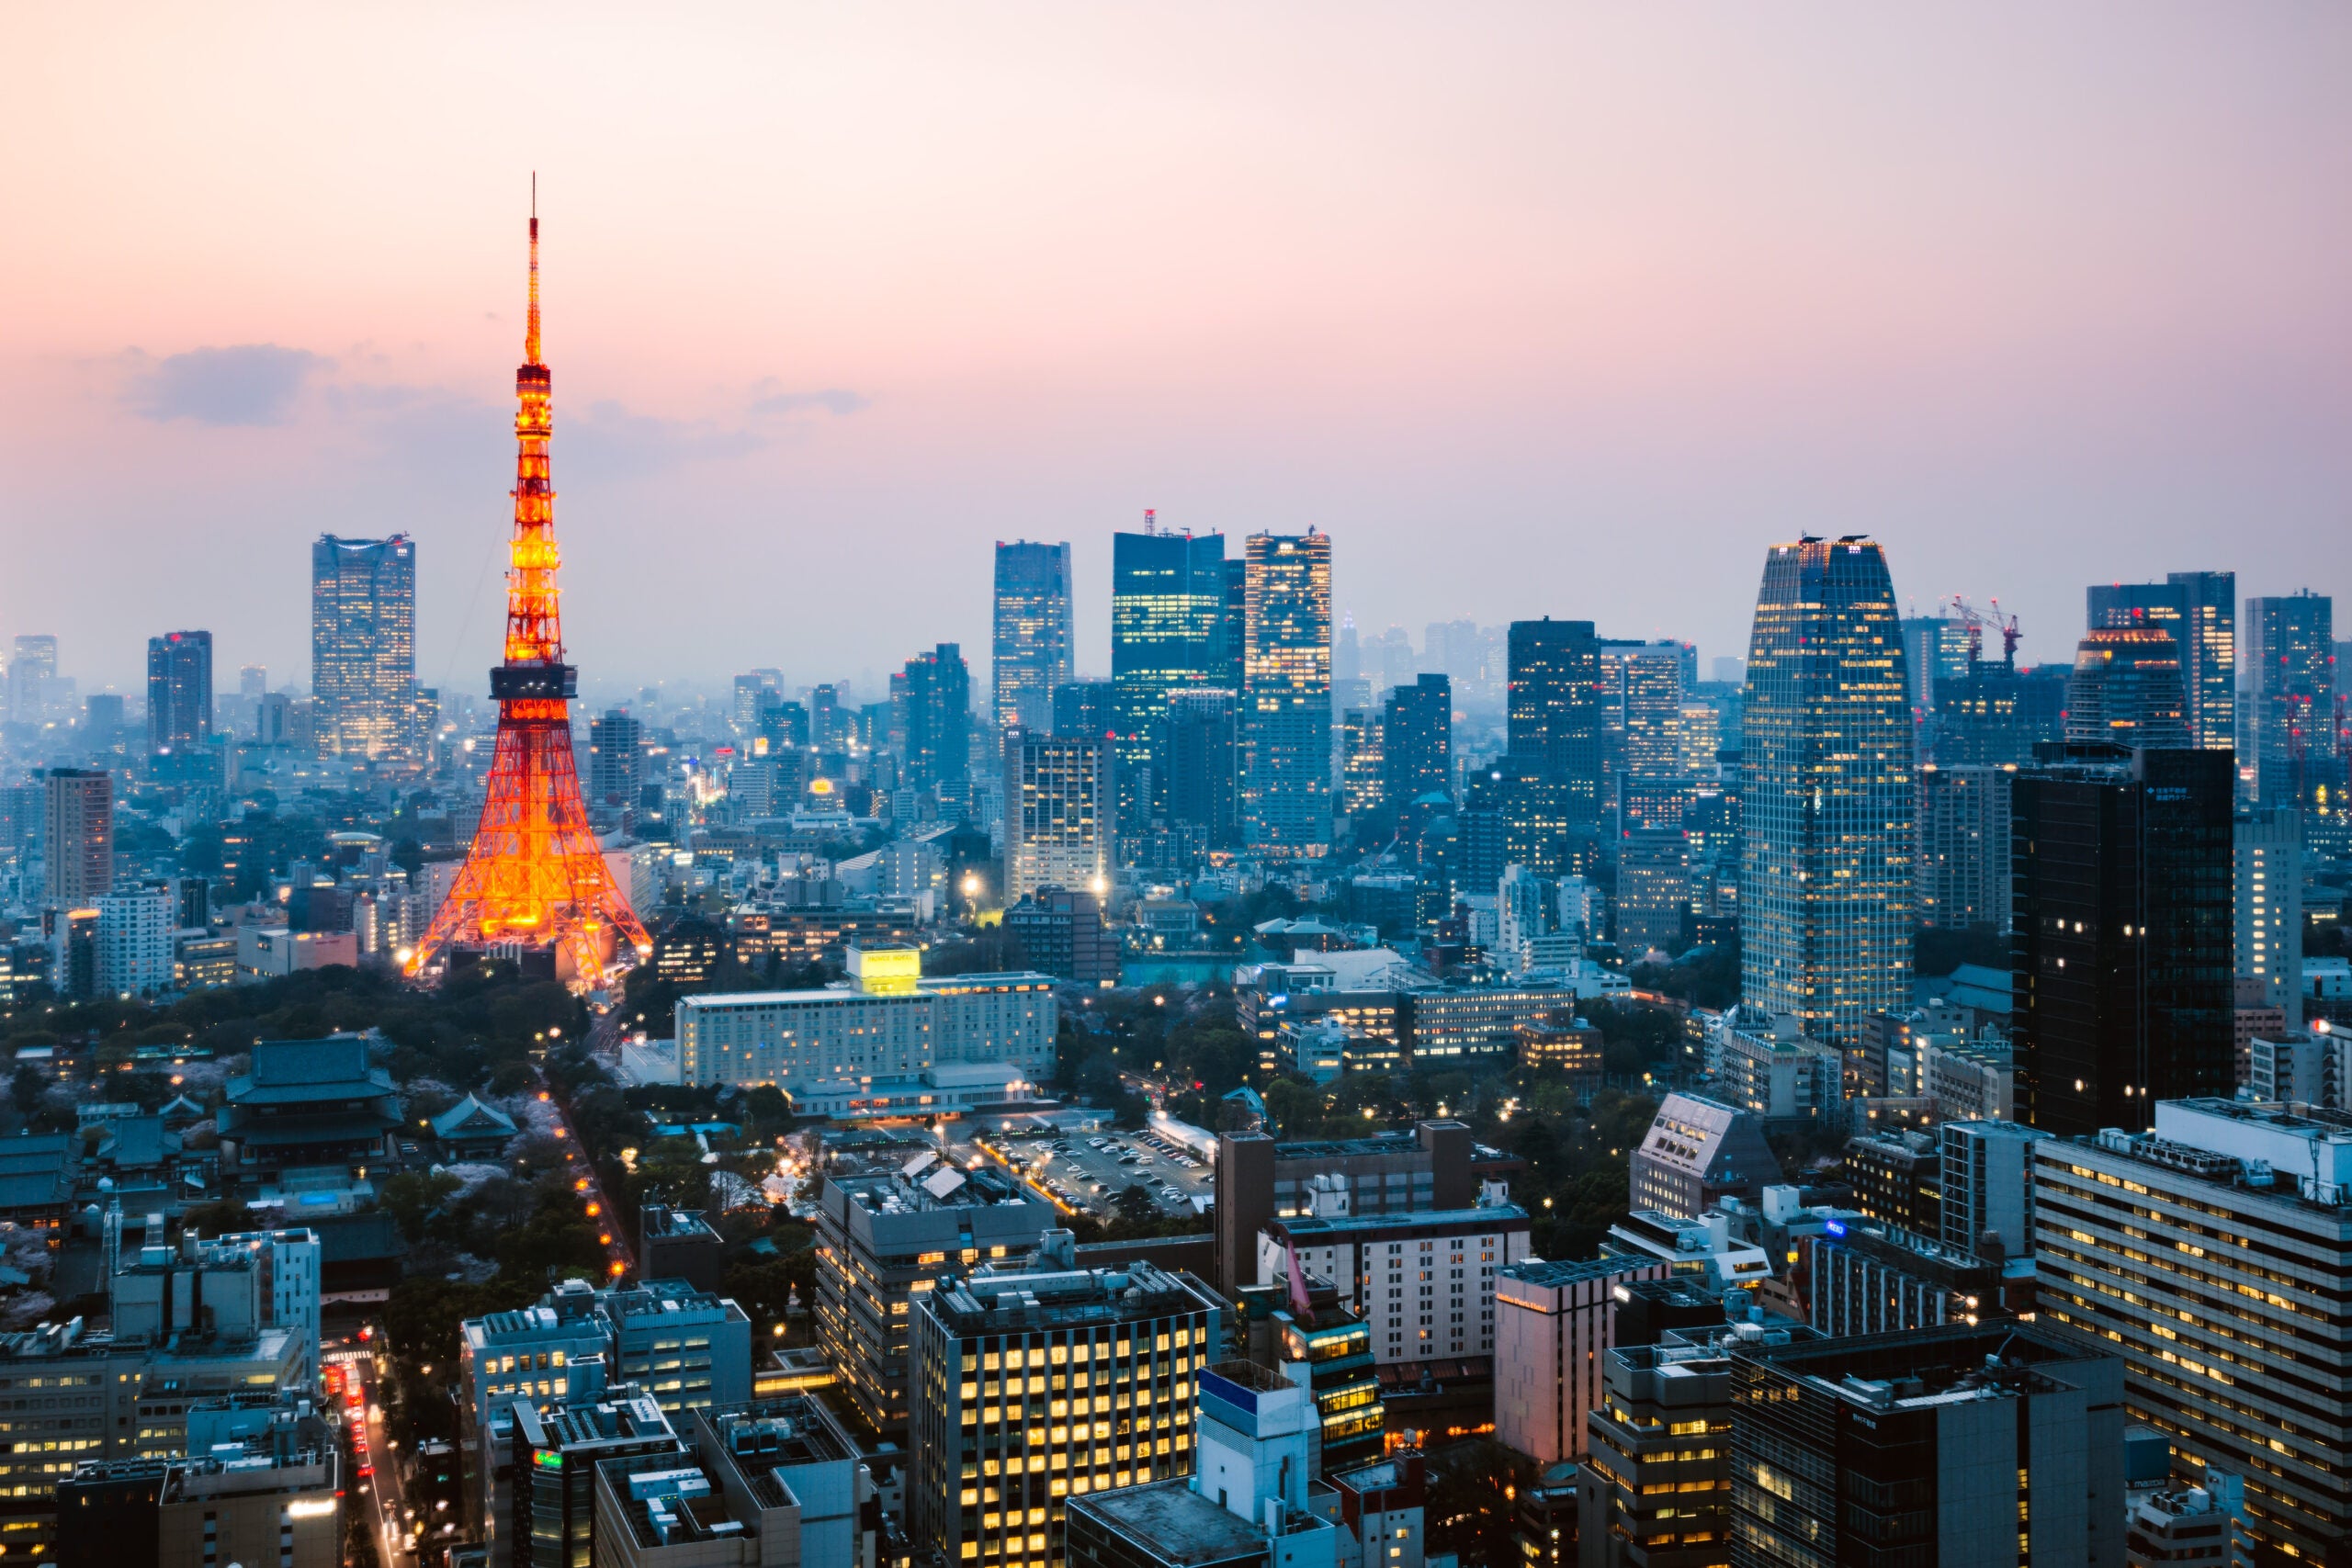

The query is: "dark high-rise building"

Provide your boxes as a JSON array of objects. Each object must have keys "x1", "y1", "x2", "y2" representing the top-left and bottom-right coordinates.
[
  {"x1": 1161, "y1": 688, "x2": 1239, "y2": 849},
  {"x1": 2064, "y1": 627, "x2": 2190, "y2": 750},
  {"x1": 1728, "y1": 1322, "x2": 2125, "y2": 1566},
  {"x1": 1934, "y1": 657, "x2": 2067, "y2": 766},
  {"x1": 809, "y1": 682, "x2": 844, "y2": 749},
  {"x1": 991, "y1": 540, "x2": 1074, "y2": 732},
  {"x1": 900, "y1": 644, "x2": 971, "y2": 791},
  {"x1": 757, "y1": 695, "x2": 810, "y2": 752},
  {"x1": 2245, "y1": 590, "x2": 2336, "y2": 807},
  {"x1": 1382, "y1": 673, "x2": 1451, "y2": 810},
  {"x1": 2087, "y1": 570, "x2": 2235, "y2": 750},
  {"x1": 1740, "y1": 537, "x2": 1915, "y2": 1051},
  {"x1": 1240, "y1": 531, "x2": 1332, "y2": 856},
  {"x1": 1050, "y1": 677, "x2": 1116, "y2": 742},
  {"x1": 588, "y1": 708, "x2": 643, "y2": 806},
  {"x1": 2012, "y1": 744, "x2": 2233, "y2": 1136},
  {"x1": 144, "y1": 630, "x2": 212, "y2": 753},
  {"x1": 311, "y1": 533, "x2": 415, "y2": 761},
  {"x1": 1504, "y1": 618, "x2": 1601, "y2": 874},
  {"x1": 1110, "y1": 527, "x2": 1227, "y2": 825},
  {"x1": 1002, "y1": 885, "x2": 1119, "y2": 985}
]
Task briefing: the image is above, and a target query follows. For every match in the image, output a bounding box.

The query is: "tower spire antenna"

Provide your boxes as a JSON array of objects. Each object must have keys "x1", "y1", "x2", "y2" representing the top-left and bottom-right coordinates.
[{"x1": 526, "y1": 173, "x2": 541, "y2": 367}]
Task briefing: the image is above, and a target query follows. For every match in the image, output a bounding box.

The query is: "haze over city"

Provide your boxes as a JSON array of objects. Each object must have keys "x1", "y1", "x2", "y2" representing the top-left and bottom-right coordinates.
[{"x1": 6, "y1": 4, "x2": 2348, "y2": 695}]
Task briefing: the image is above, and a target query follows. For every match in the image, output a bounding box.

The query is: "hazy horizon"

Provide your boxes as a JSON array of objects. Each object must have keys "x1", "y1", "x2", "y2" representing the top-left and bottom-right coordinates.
[{"x1": 5, "y1": 4, "x2": 2347, "y2": 697}]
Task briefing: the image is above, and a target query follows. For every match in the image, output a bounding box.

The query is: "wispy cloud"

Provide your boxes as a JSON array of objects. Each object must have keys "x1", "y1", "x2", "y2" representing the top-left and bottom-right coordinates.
[
  {"x1": 130, "y1": 344, "x2": 327, "y2": 425},
  {"x1": 751, "y1": 383, "x2": 869, "y2": 418},
  {"x1": 567, "y1": 400, "x2": 764, "y2": 482}
]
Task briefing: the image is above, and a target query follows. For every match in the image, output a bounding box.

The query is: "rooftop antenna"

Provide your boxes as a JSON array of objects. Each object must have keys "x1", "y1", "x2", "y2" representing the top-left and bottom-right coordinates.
[
  {"x1": 1143, "y1": 508, "x2": 1157, "y2": 536},
  {"x1": 526, "y1": 172, "x2": 542, "y2": 367}
]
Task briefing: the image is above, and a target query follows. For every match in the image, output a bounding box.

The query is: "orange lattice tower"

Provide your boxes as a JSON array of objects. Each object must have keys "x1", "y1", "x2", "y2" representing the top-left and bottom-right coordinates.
[{"x1": 409, "y1": 189, "x2": 651, "y2": 989}]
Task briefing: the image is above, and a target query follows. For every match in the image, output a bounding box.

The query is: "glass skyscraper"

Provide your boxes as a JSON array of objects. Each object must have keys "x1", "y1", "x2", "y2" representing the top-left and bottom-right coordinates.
[
  {"x1": 1502, "y1": 617, "x2": 1601, "y2": 874},
  {"x1": 2064, "y1": 627, "x2": 2191, "y2": 750},
  {"x1": 144, "y1": 629, "x2": 212, "y2": 753},
  {"x1": 1110, "y1": 528, "x2": 1227, "y2": 824},
  {"x1": 1240, "y1": 531, "x2": 1331, "y2": 856},
  {"x1": 311, "y1": 533, "x2": 416, "y2": 761},
  {"x1": 2086, "y1": 570, "x2": 2234, "y2": 750},
  {"x1": 2245, "y1": 589, "x2": 2336, "y2": 807},
  {"x1": 1738, "y1": 536, "x2": 1915, "y2": 1059},
  {"x1": 990, "y1": 540, "x2": 1073, "y2": 732},
  {"x1": 901, "y1": 643, "x2": 971, "y2": 790}
]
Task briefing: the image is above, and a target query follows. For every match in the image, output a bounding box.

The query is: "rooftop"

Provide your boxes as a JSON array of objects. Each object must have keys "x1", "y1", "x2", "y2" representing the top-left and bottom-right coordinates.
[
  {"x1": 1499, "y1": 1257, "x2": 1654, "y2": 1289},
  {"x1": 2081, "y1": 1099, "x2": 2352, "y2": 1206},
  {"x1": 1270, "y1": 1202, "x2": 1529, "y2": 1242},
  {"x1": 831, "y1": 1154, "x2": 1037, "y2": 1213},
  {"x1": 925, "y1": 1261, "x2": 1216, "y2": 1337},
  {"x1": 1070, "y1": 1479, "x2": 1278, "y2": 1566}
]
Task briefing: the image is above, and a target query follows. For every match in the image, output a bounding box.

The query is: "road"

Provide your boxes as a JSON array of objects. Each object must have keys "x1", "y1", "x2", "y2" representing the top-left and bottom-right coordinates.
[
  {"x1": 334, "y1": 1341, "x2": 415, "y2": 1567},
  {"x1": 537, "y1": 1067, "x2": 636, "y2": 1281}
]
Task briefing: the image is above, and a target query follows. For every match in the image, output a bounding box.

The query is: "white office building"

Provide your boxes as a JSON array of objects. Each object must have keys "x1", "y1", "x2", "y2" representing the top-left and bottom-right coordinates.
[
  {"x1": 675, "y1": 947, "x2": 1058, "y2": 1104},
  {"x1": 96, "y1": 885, "x2": 175, "y2": 998}
]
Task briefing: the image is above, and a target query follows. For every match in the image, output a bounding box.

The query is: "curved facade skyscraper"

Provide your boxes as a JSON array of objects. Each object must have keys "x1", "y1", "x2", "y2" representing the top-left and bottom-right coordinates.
[
  {"x1": 1738, "y1": 536, "x2": 1915, "y2": 1062},
  {"x1": 2064, "y1": 626, "x2": 2190, "y2": 750}
]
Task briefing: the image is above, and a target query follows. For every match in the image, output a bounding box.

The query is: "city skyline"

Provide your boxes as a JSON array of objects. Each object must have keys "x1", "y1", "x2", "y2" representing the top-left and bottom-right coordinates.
[{"x1": 5, "y1": 6, "x2": 2349, "y2": 694}]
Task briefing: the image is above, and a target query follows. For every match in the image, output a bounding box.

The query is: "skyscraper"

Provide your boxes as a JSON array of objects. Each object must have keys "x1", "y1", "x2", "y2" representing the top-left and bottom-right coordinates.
[
  {"x1": 311, "y1": 534, "x2": 415, "y2": 761},
  {"x1": 588, "y1": 709, "x2": 643, "y2": 806},
  {"x1": 1161, "y1": 688, "x2": 1239, "y2": 850},
  {"x1": 1382, "y1": 672, "x2": 1452, "y2": 809},
  {"x1": 2087, "y1": 570, "x2": 2235, "y2": 750},
  {"x1": 1050, "y1": 677, "x2": 1115, "y2": 743},
  {"x1": 1913, "y1": 762, "x2": 2012, "y2": 931},
  {"x1": 1002, "y1": 729, "x2": 1108, "y2": 900},
  {"x1": 901, "y1": 643, "x2": 972, "y2": 791},
  {"x1": 1504, "y1": 618, "x2": 1601, "y2": 874},
  {"x1": 1600, "y1": 640, "x2": 1686, "y2": 787},
  {"x1": 2011, "y1": 744, "x2": 2233, "y2": 1136},
  {"x1": 144, "y1": 630, "x2": 213, "y2": 754},
  {"x1": 1739, "y1": 536, "x2": 1915, "y2": 1054},
  {"x1": 1240, "y1": 530, "x2": 1331, "y2": 856},
  {"x1": 1897, "y1": 614, "x2": 1973, "y2": 708},
  {"x1": 2064, "y1": 627, "x2": 2191, "y2": 750},
  {"x1": 1110, "y1": 527, "x2": 1227, "y2": 824},
  {"x1": 732, "y1": 669, "x2": 783, "y2": 734},
  {"x1": 6, "y1": 635, "x2": 60, "y2": 728},
  {"x1": 2233, "y1": 807, "x2": 2302, "y2": 1030},
  {"x1": 43, "y1": 767, "x2": 112, "y2": 908},
  {"x1": 990, "y1": 540, "x2": 1074, "y2": 732},
  {"x1": 2245, "y1": 590, "x2": 2336, "y2": 807},
  {"x1": 1933, "y1": 658, "x2": 2067, "y2": 767}
]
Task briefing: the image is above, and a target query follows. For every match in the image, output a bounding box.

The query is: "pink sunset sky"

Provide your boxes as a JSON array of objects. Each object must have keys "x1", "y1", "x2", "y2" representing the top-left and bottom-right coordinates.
[{"x1": 3, "y1": 3, "x2": 2347, "y2": 700}]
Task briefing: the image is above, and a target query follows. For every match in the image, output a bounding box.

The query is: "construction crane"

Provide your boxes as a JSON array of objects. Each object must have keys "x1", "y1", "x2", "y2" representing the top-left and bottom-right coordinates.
[{"x1": 1944, "y1": 594, "x2": 2020, "y2": 667}]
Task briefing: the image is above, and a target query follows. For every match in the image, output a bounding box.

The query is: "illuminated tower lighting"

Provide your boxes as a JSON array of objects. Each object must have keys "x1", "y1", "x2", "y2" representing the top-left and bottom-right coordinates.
[{"x1": 409, "y1": 185, "x2": 651, "y2": 990}]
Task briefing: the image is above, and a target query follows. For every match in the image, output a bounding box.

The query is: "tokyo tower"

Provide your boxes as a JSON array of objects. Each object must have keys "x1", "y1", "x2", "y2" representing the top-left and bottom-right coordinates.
[{"x1": 409, "y1": 190, "x2": 651, "y2": 990}]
